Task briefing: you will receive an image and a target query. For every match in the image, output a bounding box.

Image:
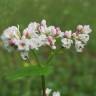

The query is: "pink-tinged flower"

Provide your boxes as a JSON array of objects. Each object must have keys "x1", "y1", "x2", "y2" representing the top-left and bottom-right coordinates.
[
  {"x1": 8, "y1": 38, "x2": 18, "y2": 46},
  {"x1": 16, "y1": 39, "x2": 30, "y2": 51},
  {"x1": 22, "y1": 22, "x2": 39, "y2": 39},
  {"x1": 38, "y1": 25, "x2": 46, "y2": 33},
  {"x1": 56, "y1": 27, "x2": 62, "y2": 36},
  {"x1": 47, "y1": 36, "x2": 56, "y2": 49},
  {"x1": 64, "y1": 30, "x2": 72, "y2": 38},
  {"x1": 51, "y1": 26, "x2": 57, "y2": 36},
  {"x1": 37, "y1": 19, "x2": 47, "y2": 33},
  {"x1": 51, "y1": 27, "x2": 62, "y2": 37},
  {"x1": 45, "y1": 26, "x2": 62, "y2": 37},
  {"x1": 1, "y1": 26, "x2": 20, "y2": 50}
]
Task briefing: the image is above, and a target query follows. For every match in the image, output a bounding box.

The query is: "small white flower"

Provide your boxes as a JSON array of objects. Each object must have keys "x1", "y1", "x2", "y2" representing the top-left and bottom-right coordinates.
[
  {"x1": 78, "y1": 34, "x2": 89, "y2": 44},
  {"x1": 72, "y1": 32, "x2": 78, "y2": 39},
  {"x1": 41, "y1": 19, "x2": 47, "y2": 28},
  {"x1": 28, "y1": 22, "x2": 38, "y2": 32},
  {"x1": 39, "y1": 34, "x2": 47, "y2": 45},
  {"x1": 20, "y1": 51, "x2": 28, "y2": 60},
  {"x1": 23, "y1": 22, "x2": 39, "y2": 39},
  {"x1": 76, "y1": 25, "x2": 92, "y2": 34},
  {"x1": 76, "y1": 25, "x2": 83, "y2": 31},
  {"x1": 29, "y1": 38, "x2": 40, "y2": 50},
  {"x1": 45, "y1": 88, "x2": 52, "y2": 96},
  {"x1": 61, "y1": 38, "x2": 73, "y2": 49},
  {"x1": 52, "y1": 45, "x2": 56, "y2": 50},
  {"x1": 82, "y1": 25, "x2": 92, "y2": 34},
  {"x1": 47, "y1": 26, "x2": 56, "y2": 35},
  {"x1": 2, "y1": 26, "x2": 20, "y2": 39},
  {"x1": 59, "y1": 32, "x2": 64, "y2": 37},
  {"x1": 75, "y1": 40, "x2": 85, "y2": 52},
  {"x1": 52, "y1": 91, "x2": 60, "y2": 96}
]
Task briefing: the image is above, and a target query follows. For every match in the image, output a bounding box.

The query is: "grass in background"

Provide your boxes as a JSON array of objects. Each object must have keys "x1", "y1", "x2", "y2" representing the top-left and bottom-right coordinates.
[{"x1": 0, "y1": 0, "x2": 96, "y2": 96}]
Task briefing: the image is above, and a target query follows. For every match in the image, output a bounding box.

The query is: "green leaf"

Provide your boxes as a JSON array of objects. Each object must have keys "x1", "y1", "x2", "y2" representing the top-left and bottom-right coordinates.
[{"x1": 7, "y1": 65, "x2": 53, "y2": 80}]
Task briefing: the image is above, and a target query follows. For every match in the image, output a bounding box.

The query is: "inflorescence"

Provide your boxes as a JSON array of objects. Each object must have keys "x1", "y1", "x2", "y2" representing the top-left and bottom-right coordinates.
[{"x1": 1, "y1": 20, "x2": 92, "y2": 60}]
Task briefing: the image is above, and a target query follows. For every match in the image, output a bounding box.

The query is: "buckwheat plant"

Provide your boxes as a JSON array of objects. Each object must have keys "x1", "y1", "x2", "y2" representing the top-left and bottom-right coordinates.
[{"x1": 0, "y1": 20, "x2": 92, "y2": 96}]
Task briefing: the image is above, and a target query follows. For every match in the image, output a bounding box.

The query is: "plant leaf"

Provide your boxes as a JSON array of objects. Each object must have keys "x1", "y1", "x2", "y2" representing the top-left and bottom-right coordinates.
[{"x1": 7, "y1": 65, "x2": 53, "y2": 80}]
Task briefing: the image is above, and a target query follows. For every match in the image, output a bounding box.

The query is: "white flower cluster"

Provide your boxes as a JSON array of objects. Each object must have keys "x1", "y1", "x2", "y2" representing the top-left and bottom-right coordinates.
[
  {"x1": 0, "y1": 20, "x2": 92, "y2": 60},
  {"x1": 46, "y1": 88, "x2": 60, "y2": 96},
  {"x1": 72, "y1": 25, "x2": 92, "y2": 52}
]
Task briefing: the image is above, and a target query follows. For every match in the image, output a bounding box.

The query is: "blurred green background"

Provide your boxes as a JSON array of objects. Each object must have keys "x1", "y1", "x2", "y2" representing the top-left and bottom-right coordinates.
[{"x1": 0, "y1": 0, "x2": 96, "y2": 96}]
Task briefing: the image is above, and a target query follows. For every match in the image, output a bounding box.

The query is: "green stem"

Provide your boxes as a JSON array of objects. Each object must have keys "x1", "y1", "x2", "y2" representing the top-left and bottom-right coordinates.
[
  {"x1": 41, "y1": 75, "x2": 46, "y2": 96},
  {"x1": 46, "y1": 51, "x2": 55, "y2": 65},
  {"x1": 46, "y1": 47, "x2": 63, "y2": 65},
  {"x1": 32, "y1": 50, "x2": 46, "y2": 96},
  {"x1": 32, "y1": 50, "x2": 41, "y2": 67},
  {"x1": 27, "y1": 47, "x2": 62, "y2": 96},
  {"x1": 26, "y1": 57, "x2": 32, "y2": 65}
]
